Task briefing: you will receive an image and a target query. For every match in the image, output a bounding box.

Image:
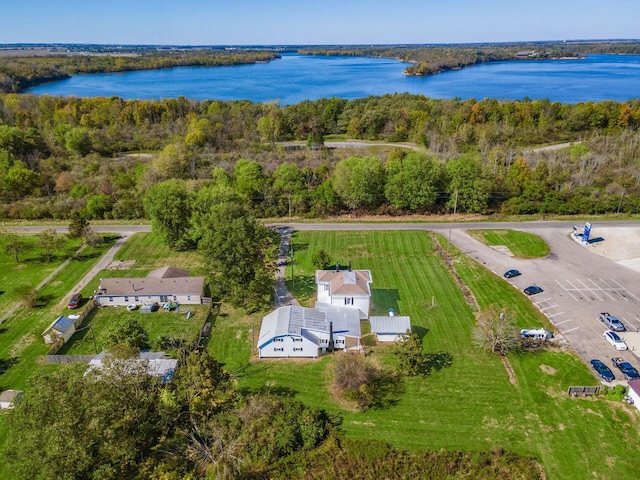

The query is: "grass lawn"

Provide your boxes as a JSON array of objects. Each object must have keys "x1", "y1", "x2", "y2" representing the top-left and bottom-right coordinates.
[
  {"x1": 207, "y1": 230, "x2": 640, "y2": 480},
  {"x1": 466, "y1": 229, "x2": 551, "y2": 258},
  {"x1": 0, "y1": 237, "x2": 115, "y2": 390},
  {"x1": 59, "y1": 304, "x2": 208, "y2": 355}
]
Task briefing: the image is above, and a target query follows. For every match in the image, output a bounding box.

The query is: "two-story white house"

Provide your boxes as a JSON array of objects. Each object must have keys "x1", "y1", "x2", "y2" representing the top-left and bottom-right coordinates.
[
  {"x1": 258, "y1": 305, "x2": 361, "y2": 358},
  {"x1": 315, "y1": 269, "x2": 372, "y2": 319}
]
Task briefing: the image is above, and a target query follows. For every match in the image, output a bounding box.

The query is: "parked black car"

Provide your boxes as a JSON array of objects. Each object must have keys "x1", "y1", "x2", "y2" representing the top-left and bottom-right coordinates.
[
  {"x1": 590, "y1": 359, "x2": 615, "y2": 382},
  {"x1": 504, "y1": 269, "x2": 521, "y2": 278},
  {"x1": 524, "y1": 285, "x2": 543, "y2": 296},
  {"x1": 612, "y1": 357, "x2": 640, "y2": 380}
]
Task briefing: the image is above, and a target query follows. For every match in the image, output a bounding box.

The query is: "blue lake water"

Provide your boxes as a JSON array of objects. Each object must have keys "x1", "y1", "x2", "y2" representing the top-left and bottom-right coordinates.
[{"x1": 26, "y1": 53, "x2": 640, "y2": 105}]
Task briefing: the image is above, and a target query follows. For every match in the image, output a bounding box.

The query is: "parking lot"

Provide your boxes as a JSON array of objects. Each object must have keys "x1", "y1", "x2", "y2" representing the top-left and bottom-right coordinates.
[{"x1": 449, "y1": 224, "x2": 640, "y2": 382}]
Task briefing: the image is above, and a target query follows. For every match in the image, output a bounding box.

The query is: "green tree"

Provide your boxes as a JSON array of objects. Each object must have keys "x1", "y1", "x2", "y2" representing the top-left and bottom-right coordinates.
[
  {"x1": 37, "y1": 228, "x2": 65, "y2": 262},
  {"x1": 385, "y1": 152, "x2": 442, "y2": 211},
  {"x1": 332, "y1": 156, "x2": 386, "y2": 210},
  {"x1": 2, "y1": 160, "x2": 42, "y2": 199},
  {"x1": 64, "y1": 127, "x2": 92, "y2": 156},
  {"x1": 446, "y1": 155, "x2": 493, "y2": 213},
  {"x1": 198, "y1": 201, "x2": 278, "y2": 309},
  {"x1": 143, "y1": 179, "x2": 192, "y2": 249},
  {"x1": 2, "y1": 230, "x2": 30, "y2": 263},
  {"x1": 103, "y1": 318, "x2": 150, "y2": 353},
  {"x1": 234, "y1": 159, "x2": 266, "y2": 205},
  {"x1": 68, "y1": 210, "x2": 90, "y2": 239},
  {"x1": 311, "y1": 249, "x2": 332, "y2": 269}
]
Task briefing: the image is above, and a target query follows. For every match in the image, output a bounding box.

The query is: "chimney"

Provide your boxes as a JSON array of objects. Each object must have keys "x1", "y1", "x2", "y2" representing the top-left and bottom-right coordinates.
[
  {"x1": 348, "y1": 261, "x2": 352, "y2": 272},
  {"x1": 335, "y1": 263, "x2": 339, "y2": 271},
  {"x1": 328, "y1": 321, "x2": 335, "y2": 353}
]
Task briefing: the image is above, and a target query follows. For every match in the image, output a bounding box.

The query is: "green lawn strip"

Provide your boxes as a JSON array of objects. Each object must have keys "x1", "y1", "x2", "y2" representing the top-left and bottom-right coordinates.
[
  {"x1": 438, "y1": 233, "x2": 640, "y2": 479},
  {"x1": 466, "y1": 229, "x2": 550, "y2": 259},
  {"x1": 114, "y1": 231, "x2": 205, "y2": 274},
  {"x1": 0, "y1": 235, "x2": 83, "y2": 319}
]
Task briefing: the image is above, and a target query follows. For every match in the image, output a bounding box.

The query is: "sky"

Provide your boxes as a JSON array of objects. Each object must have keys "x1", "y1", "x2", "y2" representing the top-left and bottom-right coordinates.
[{"x1": 1, "y1": 0, "x2": 639, "y2": 46}]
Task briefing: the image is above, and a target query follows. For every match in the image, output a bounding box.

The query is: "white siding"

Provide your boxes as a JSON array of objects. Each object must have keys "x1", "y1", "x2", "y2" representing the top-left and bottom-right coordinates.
[
  {"x1": 259, "y1": 335, "x2": 319, "y2": 358},
  {"x1": 628, "y1": 384, "x2": 640, "y2": 412}
]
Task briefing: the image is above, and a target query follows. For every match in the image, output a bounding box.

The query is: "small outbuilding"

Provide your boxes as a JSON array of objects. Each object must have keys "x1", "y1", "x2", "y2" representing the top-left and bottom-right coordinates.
[
  {"x1": 0, "y1": 389, "x2": 23, "y2": 409},
  {"x1": 369, "y1": 315, "x2": 412, "y2": 342},
  {"x1": 42, "y1": 315, "x2": 76, "y2": 345}
]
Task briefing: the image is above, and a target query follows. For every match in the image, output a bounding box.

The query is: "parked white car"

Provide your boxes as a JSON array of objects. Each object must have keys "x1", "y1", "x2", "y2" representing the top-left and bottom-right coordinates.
[{"x1": 603, "y1": 330, "x2": 628, "y2": 351}]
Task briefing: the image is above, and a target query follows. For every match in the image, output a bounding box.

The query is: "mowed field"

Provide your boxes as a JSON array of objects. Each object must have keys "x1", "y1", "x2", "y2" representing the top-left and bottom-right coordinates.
[{"x1": 207, "y1": 230, "x2": 640, "y2": 480}]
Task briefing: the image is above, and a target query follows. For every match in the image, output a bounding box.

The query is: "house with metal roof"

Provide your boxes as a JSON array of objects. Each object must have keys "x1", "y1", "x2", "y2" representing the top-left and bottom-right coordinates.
[
  {"x1": 42, "y1": 315, "x2": 76, "y2": 345},
  {"x1": 369, "y1": 313, "x2": 412, "y2": 342},
  {"x1": 258, "y1": 305, "x2": 361, "y2": 358},
  {"x1": 95, "y1": 266, "x2": 205, "y2": 307},
  {"x1": 315, "y1": 268, "x2": 372, "y2": 319}
]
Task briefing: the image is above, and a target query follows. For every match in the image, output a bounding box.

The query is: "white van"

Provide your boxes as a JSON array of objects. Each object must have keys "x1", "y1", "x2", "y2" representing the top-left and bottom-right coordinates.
[{"x1": 520, "y1": 329, "x2": 553, "y2": 341}]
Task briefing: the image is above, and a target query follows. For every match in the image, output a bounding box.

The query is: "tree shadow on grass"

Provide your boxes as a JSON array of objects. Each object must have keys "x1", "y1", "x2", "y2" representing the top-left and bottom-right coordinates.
[
  {"x1": 411, "y1": 325, "x2": 429, "y2": 340},
  {"x1": 417, "y1": 351, "x2": 453, "y2": 377},
  {"x1": 370, "y1": 370, "x2": 405, "y2": 410},
  {"x1": 0, "y1": 356, "x2": 19, "y2": 376}
]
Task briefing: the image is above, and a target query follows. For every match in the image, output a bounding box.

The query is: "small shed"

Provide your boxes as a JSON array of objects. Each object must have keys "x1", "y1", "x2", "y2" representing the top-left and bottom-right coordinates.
[
  {"x1": 42, "y1": 315, "x2": 76, "y2": 345},
  {"x1": 0, "y1": 389, "x2": 23, "y2": 409},
  {"x1": 369, "y1": 315, "x2": 412, "y2": 342},
  {"x1": 628, "y1": 379, "x2": 640, "y2": 412}
]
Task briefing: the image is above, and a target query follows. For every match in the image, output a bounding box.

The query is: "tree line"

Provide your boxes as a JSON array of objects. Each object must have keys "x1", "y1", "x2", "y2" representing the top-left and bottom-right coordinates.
[
  {"x1": 1, "y1": 92, "x2": 640, "y2": 221},
  {"x1": 0, "y1": 49, "x2": 279, "y2": 93}
]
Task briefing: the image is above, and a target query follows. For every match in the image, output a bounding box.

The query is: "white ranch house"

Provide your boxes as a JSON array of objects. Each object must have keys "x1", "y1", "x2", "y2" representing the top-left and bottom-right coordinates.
[
  {"x1": 315, "y1": 269, "x2": 372, "y2": 319},
  {"x1": 95, "y1": 266, "x2": 205, "y2": 307},
  {"x1": 258, "y1": 305, "x2": 361, "y2": 358}
]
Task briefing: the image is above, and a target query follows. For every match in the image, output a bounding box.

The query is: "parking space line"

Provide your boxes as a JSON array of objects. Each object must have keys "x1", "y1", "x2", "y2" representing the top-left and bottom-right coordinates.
[
  {"x1": 589, "y1": 278, "x2": 617, "y2": 301},
  {"x1": 564, "y1": 279, "x2": 585, "y2": 300},
  {"x1": 576, "y1": 278, "x2": 603, "y2": 301},
  {"x1": 556, "y1": 279, "x2": 580, "y2": 301},
  {"x1": 609, "y1": 279, "x2": 640, "y2": 302},
  {"x1": 548, "y1": 312, "x2": 564, "y2": 318},
  {"x1": 540, "y1": 304, "x2": 558, "y2": 311},
  {"x1": 598, "y1": 278, "x2": 628, "y2": 301},
  {"x1": 562, "y1": 327, "x2": 580, "y2": 334},
  {"x1": 555, "y1": 319, "x2": 573, "y2": 326}
]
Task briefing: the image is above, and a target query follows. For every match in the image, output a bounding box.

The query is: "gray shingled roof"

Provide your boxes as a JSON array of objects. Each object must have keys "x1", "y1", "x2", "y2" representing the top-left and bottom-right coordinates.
[
  {"x1": 147, "y1": 266, "x2": 190, "y2": 278},
  {"x1": 98, "y1": 276, "x2": 204, "y2": 296}
]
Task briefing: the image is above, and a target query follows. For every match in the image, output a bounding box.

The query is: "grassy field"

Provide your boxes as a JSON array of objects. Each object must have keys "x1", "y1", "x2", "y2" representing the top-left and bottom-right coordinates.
[
  {"x1": 207, "y1": 230, "x2": 640, "y2": 480},
  {"x1": 466, "y1": 229, "x2": 551, "y2": 258}
]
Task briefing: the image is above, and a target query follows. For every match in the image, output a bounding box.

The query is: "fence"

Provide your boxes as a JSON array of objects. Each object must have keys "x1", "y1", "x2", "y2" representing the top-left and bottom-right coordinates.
[
  {"x1": 568, "y1": 386, "x2": 603, "y2": 397},
  {"x1": 45, "y1": 355, "x2": 96, "y2": 364}
]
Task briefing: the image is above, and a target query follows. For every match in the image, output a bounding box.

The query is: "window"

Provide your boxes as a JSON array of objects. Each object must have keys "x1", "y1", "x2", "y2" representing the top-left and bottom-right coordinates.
[
  {"x1": 124, "y1": 296, "x2": 129, "y2": 302},
  {"x1": 344, "y1": 297, "x2": 353, "y2": 305},
  {"x1": 273, "y1": 347, "x2": 284, "y2": 352},
  {"x1": 187, "y1": 295, "x2": 191, "y2": 301},
  {"x1": 293, "y1": 347, "x2": 303, "y2": 352},
  {"x1": 109, "y1": 297, "x2": 113, "y2": 302},
  {"x1": 293, "y1": 337, "x2": 303, "y2": 342},
  {"x1": 274, "y1": 338, "x2": 284, "y2": 342},
  {"x1": 134, "y1": 296, "x2": 139, "y2": 302},
  {"x1": 173, "y1": 295, "x2": 177, "y2": 301}
]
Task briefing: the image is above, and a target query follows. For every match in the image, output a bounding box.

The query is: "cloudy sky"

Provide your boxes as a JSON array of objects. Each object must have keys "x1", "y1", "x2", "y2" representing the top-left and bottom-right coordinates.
[{"x1": 2, "y1": 0, "x2": 638, "y2": 45}]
